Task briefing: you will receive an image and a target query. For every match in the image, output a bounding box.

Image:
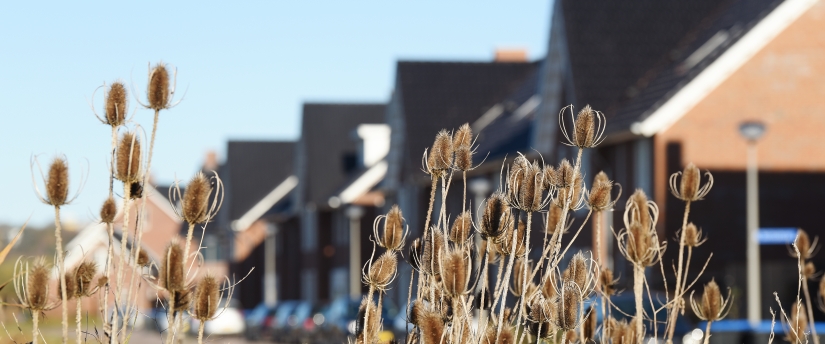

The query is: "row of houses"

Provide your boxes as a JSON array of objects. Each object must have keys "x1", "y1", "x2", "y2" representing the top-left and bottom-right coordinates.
[{"x1": 70, "y1": 0, "x2": 825, "y2": 320}]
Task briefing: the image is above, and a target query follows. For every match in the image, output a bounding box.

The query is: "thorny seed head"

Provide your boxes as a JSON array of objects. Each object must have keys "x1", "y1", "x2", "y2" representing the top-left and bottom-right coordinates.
[
  {"x1": 421, "y1": 230, "x2": 445, "y2": 277},
  {"x1": 449, "y1": 210, "x2": 472, "y2": 244},
  {"x1": 148, "y1": 63, "x2": 171, "y2": 110},
  {"x1": 573, "y1": 105, "x2": 596, "y2": 147},
  {"x1": 46, "y1": 157, "x2": 69, "y2": 206},
  {"x1": 366, "y1": 251, "x2": 397, "y2": 291},
  {"x1": 627, "y1": 189, "x2": 653, "y2": 230},
  {"x1": 553, "y1": 159, "x2": 574, "y2": 188},
  {"x1": 496, "y1": 218, "x2": 526, "y2": 257},
  {"x1": 564, "y1": 252, "x2": 589, "y2": 290},
  {"x1": 426, "y1": 130, "x2": 453, "y2": 176},
  {"x1": 441, "y1": 249, "x2": 469, "y2": 297},
  {"x1": 419, "y1": 308, "x2": 445, "y2": 344},
  {"x1": 517, "y1": 160, "x2": 545, "y2": 212},
  {"x1": 175, "y1": 287, "x2": 193, "y2": 315},
  {"x1": 100, "y1": 197, "x2": 117, "y2": 224},
  {"x1": 484, "y1": 324, "x2": 515, "y2": 344},
  {"x1": 481, "y1": 192, "x2": 511, "y2": 239},
  {"x1": 74, "y1": 260, "x2": 97, "y2": 297},
  {"x1": 26, "y1": 259, "x2": 51, "y2": 310},
  {"x1": 129, "y1": 181, "x2": 143, "y2": 199},
  {"x1": 542, "y1": 165, "x2": 556, "y2": 190},
  {"x1": 97, "y1": 276, "x2": 108, "y2": 289},
  {"x1": 182, "y1": 172, "x2": 213, "y2": 224},
  {"x1": 63, "y1": 272, "x2": 76, "y2": 300},
  {"x1": 356, "y1": 298, "x2": 380, "y2": 343},
  {"x1": 691, "y1": 279, "x2": 732, "y2": 321},
  {"x1": 805, "y1": 262, "x2": 816, "y2": 279},
  {"x1": 556, "y1": 171, "x2": 583, "y2": 210},
  {"x1": 600, "y1": 267, "x2": 617, "y2": 296},
  {"x1": 137, "y1": 249, "x2": 151, "y2": 267},
  {"x1": 541, "y1": 273, "x2": 558, "y2": 299},
  {"x1": 161, "y1": 241, "x2": 185, "y2": 292},
  {"x1": 582, "y1": 306, "x2": 598, "y2": 342},
  {"x1": 105, "y1": 81, "x2": 127, "y2": 126},
  {"x1": 511, "y1": 258, "x2": 533, "y2": 296},
  {"x1": 588, "y1": 171, "x2": 615, "y2": 211},
  {"x1": 684, "y1": 223, "x2": 706, "y2": 248},
  {"x1": 193, "y1": 274, "x2": 221, "y2": 321},
  {"x1": 116, "y1": 132, "x2": 142, "y2": 183},
  {"x1": 555, "y1": 281, "x2": 581, "y2": 330},
  {"x1": 625, "y1": 221, "x2": 656, "y2": 266},
  {"x1": 453, "y1": 123, "x2": 473, "y2": 171},
  {"x1": 795, "y1": 229, "x2": 812, "y2": 260},
  {"x1": 670, "y1": 163, "x2": 714, "y2": 201},
  {"x1": 408, "y1": 299, "x2": 425, "y2": 326},
  {"x1": 379, "y1": 205, "x2": 405, "y2": 251}
]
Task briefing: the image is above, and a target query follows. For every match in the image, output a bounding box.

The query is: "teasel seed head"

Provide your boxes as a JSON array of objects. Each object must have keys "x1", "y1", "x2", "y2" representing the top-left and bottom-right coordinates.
[
  {"x1": 511, "y1": 258, "x2": 533, "y2": 296},
  {"x1": 556, "y1": 170, "x2": 583, "y2": 209},
  {"x1": 553, "y1": 159, "x2": 574, "y2": 188},
  {"x1": 582, "y1": 306, "x2": 598, "y2": 342},
  {"x1": 105, "y1": 81, "x2": 127, "y2": 126},
  {"x1": 573, "y1": 105, "x2": 596, "y2": 147},
  {"x1": 97, "y1": 276, "x2": 108, "y2": 289},
  {"x1": 518, "y1": 160, "x2": 546, "y2": 212},
  {"x1": 788, "y1": 301, "x2": 808, "y2": 343},
  {"x1": 453, "y1": 123, "x2": 473, "y2": 171},
  {"x1": 129, "y1": 181, "x2": 143, "y2": 199},
  {"x1": 26, "y1": 259, "x2": 51, "y2": 311},
  {"x1": 600, "y1": 267, "x2": 617, "y2": 296},
  {"x1": 496, "y1": 218, "x2": 526, "y2": 257},
  {"x1": 377, "y1": 205, "x2": 405, "y2": 251},
  {"x1": 527, "y1": 296, "x2": 554, "y2": 323},
  {"x1": 100, "y1": 197, "x2": 117, "y2": 224},
  {"x1": 626, "y1": 189, "x2": 656, "y2": 231},
  {"x1": 63, "y1": 272, "x2": 77, "y2": 300},
  {"x1": 74, "y1": 260, "x2": 97, "y2": 297},
  {"x1": 366, "y1": 251, "x2": 397, "y2": 291},
  {"x1": 625, "y1": 221, "x2": 657, "y2": 267},
  {"x1": 193, "y1": 274, "x2": 221, "y2": 321},
  {"x1": 426, "y1": 130, "x2": 453, "y2": 176},
  {"x1": 408, "y1": 299, "x2": 424, "y2": 326},
  {"x1": 684, "y1": 223, "x2": 706, "y2": 248},
  {"x1": 805, "y1": 262, "x2": 816, "y2": 279},
  {"x1": 670, "y1": 163, "x2": 714, "y2": 201},
  {"x1": 46, "y1": 157, "x2": 69, "y2": 206},
  {"x1": 541, "y1": 273, "x2": 558, "y2": 299},
  {"x1": 137, "y1": 249, "x2": 151, "y2": 267},
  {"x1": 148, "y1": 63, "x2": 171, "y2": 110},
  {"x1": 564, "y1": 252, "x2": 589, "y2": 290},
  {"x1": 116, "y1": 132, "x2": 142, "y2": 183},
  {"x1": 161, "y1": 241, "x2": 185, "y2": 292},
  {"x1": 175, "y1": 287, "x2": 193, "y2": 315},
  {"x1": 690, "y1": 279, "x2": 732, "y2": 321},
  {"x1": 794, "y1": 229, "x2": 814, "y2": 260},
  {"x1": 555, "y1": 281, "x2": 581, "y2": 330},
  {"x1": 421, "y1": 230, "x2": 445, "y2": 277},
  {"x1": 481, "y1": 192, "x2": 511, "y2": 239},
  {"x1": 440, "y1": 249, "x2": 469, "y2": 297},
  {"x1": 181, "y1": 172, "x2": 213, "y2": 224},
  {"x1": 484, "y1": 323, "x2": 515, "y2": 344},
  {"x1": 419, "y1": 308, "x2": 445, "y2": 344},
  {"x1": 449, "y1": 210, "x2": 472, "y2": 244},
  {"x1": 454, "y1": 123, "x2": 473, "y2": 148},
  {"x1": 588, "y1": 171, "x2": 618, "y2": 211}
]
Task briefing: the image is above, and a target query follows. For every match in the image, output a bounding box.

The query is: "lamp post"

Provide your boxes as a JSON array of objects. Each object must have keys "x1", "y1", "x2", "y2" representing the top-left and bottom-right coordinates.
[
  {"x1": 264, "y1": 223, "x2": 278, "y2": 305},
  {"x1": 739, "y1": 120, "x2": 765, "y2": 327},
  {"x1": 347, "y1": 205, "x2": 365, "y2": 299}
]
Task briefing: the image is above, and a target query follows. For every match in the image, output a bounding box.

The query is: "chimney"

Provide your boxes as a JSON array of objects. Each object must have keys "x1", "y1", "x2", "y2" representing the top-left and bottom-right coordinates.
[
  {"x1": 204, "y1": 150, "x2": 219, "y2": 171},
  {"x1": 494, "y1": 48, "x2": 528, "y2": 62}
]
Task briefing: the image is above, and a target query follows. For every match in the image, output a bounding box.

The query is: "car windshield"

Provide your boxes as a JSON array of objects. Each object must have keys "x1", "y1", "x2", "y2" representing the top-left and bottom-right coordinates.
[
  {"x1": 247, "y1": 304, "x2": 271, "y2": 322},
  {"x1": 293, "y1": 302, "x2": 312, "y2": 321},
  {"x1": 275, "y1": 301, "x2": 298, "y2": 323}
]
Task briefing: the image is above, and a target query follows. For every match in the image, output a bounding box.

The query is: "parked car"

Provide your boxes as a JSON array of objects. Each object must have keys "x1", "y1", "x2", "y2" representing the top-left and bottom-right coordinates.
[
  {"x1": 189, "y1": 299, "x2": 246, "y2": 336},
  {"x1": 269, "y1": 300, "x2": 300, "y2": 341},
  {"x1": 278, "y1": 301, "x2": 330, "y2": 343},
  {"x1": 244, "y1": 303, "x2": 278, "y2": 340}
]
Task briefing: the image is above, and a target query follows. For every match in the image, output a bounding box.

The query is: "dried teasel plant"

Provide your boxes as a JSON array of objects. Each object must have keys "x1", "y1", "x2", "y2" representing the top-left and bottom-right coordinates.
[
  {"x1": 690, "y1": 279, "x2": 732, "y2": 344},
  {"x1": 558, "y1": 104, "x2": 606, "y2": 148},
  {"x1": 188, "y1": 273, "x2": 234, "y2": 344},
  {"x1": 12, "y1": 257, "x2": 60, "y2": 344},
  {"x1": 64, "y1": 260, "x2": 99, "y2": 344},
  {"x1": 449, "y1": 210, "x2": 473, "y2": 246},
  {"x1": 373, "y1": 204, "x2": 408, "y2": 252},
  {"x1": 669, "y1": 163, "x2": 714, "y2": 202},
  {"x1": 133, "y1": 62, "x2": 184, "y2": 111}
]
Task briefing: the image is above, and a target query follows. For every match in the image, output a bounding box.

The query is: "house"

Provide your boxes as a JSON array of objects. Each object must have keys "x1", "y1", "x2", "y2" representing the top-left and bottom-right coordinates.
[
  {"x1": 552, "y1": 0, "x2": 825, "y2": 319},
  {"x1": 293, "y1": 103, "x2": 386, "y2": 304}
]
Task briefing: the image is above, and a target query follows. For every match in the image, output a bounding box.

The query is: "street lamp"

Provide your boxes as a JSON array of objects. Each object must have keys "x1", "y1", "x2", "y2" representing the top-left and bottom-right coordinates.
[
  {"x1": 739, "y1": 120, "x2": 765, "y2": 327},
  {"x1": 346, "y1": 205, "x2": 365, "y2": 299}
]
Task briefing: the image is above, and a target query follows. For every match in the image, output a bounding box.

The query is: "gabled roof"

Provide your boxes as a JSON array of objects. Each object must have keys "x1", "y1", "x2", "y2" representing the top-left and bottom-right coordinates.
[
  {"x1": 392, "y1": 61, "x2": 539, "y2": 177},
  {"x1": 297, "y1": 103, "x2": 386, "y2": 207},
  {"x1": 560, "y1": 0, "x2": 785, "y2": 138},
  {"x1": 560, "y1": 0, "x2": 744, "y2": 130},
  {"x1": 226, "y1": 141, "x2": 295, "y2": 220}
]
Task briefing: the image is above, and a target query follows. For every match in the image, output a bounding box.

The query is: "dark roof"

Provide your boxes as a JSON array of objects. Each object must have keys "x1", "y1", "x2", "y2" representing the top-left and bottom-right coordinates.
[
  {"x1": 561, "y1": 0, "x2": 763, "y2": 135},
  {"x1": 605, "y1": 0, "x2": 781, "y2": 135},
  {"x1": 474, "y1": 69, "x2": 542, "y2": 161},
  {"x1": 299, "y1": 103, "x2": 386, "y2": 206},
  {"x1": 226, "y1": 141, "x2": 295, "y2": 220},
  {"x1": 395, "y1": 61, "x2": 539, "y2": 176}
]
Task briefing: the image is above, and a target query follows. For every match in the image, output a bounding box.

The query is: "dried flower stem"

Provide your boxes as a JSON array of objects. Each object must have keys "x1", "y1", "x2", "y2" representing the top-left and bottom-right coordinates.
[
  {"x1": 54, "y1": 206, "x2": 68, "y2": 344},
  {"x1": 32, "y1": 311, "x2": 40, "y2": 344},
  {"x1": 111, "y1": 184, "x2": 132, "y2": 344},
  {"x1": 476, "y1": 249, "x2": 490, "y2": 335},
  {"x1": 703, "y1": 320, "x2": 713, "y2": 344},
  {"x1": 166, "y1": 292, "x2": 176, "y2": 344},
  {"x1": 800, "y1": 255, "x2": 819, "y2": 344},
  {"x1": 665, "y1": 200, "x2": 691, "y2": 343},
  {"x1": 102, "y1": 125, "x2": 118, "y2": 333},
  {"x1": 495, "y1": 213, "x2": 520, "y2": 344},
  {"x1": 76, "y1": 298, "x2": 82, "y2": 344},
  {"x1": 198, "y1": 321, "x2": 205, "y2": 344},
  {"x1": 513, "y1": 212, "x2": 532, "y2": 344},
  {"x1": 634, "y1": 265, "x2": 645, "y2": 344}
]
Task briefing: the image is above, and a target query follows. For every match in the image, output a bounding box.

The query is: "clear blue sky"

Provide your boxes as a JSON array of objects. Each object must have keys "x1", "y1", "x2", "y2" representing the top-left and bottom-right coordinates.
[{"x1": 0, "y1": 1, "x2": 551, "y2": 227}]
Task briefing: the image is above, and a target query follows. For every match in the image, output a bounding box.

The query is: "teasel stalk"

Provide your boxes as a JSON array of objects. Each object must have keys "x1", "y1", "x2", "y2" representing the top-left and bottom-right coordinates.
[
  {"x1": 13, "y1": 258, "x2": 60, "y2": 344},
  {"x1": 31, "y1": 156, "x2": 81, "y2": 344},
  {"x1": 161, "y1": 241, "x2": 186, "y2": 344},
  {"x1": 793, "y1": 230, "x2": 819, "y2": 344},
  {"x1": 665, "y1": 163, "x2": 713, "y2": 343},
  {"x1": 189, "y1": 274, "x2": 233, "y2": 344},
  {"x1": 362, "y1": 250, "x2": 397, "y2": 343},
  {"x1": 65, "y1": 260, "x2": 98, "y2": 344}
]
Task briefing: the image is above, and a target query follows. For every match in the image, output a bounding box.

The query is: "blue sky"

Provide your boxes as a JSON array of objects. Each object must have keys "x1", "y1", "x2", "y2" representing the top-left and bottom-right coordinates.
[{"x1": 0, "y1": 1, "x2": 550, "y2": 227}]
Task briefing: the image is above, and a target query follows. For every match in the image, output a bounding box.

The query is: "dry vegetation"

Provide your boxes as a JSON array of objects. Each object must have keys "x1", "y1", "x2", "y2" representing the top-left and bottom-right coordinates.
[{"x1": 356, "y1": 105, "x2": 823, "y2": 344}]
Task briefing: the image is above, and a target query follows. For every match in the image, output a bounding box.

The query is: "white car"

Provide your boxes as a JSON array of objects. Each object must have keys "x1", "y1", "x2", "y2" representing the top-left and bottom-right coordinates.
[{"x1": 190, "y1": 302, "x2": 246, "y2": 336}]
